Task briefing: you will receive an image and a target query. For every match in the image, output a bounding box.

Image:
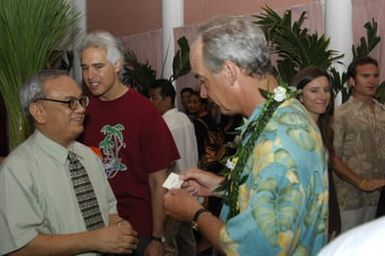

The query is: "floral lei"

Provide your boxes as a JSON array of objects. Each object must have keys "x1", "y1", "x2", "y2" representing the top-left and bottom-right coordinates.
[{"x1": 217, "y1": 85, "x2": 300, "y2": 220}]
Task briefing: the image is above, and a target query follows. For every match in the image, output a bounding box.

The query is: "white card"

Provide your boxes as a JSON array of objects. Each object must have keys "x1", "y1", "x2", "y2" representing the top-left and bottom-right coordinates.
[{"x1": 162, "y1": 172, "x2": 183, "y2": 190}]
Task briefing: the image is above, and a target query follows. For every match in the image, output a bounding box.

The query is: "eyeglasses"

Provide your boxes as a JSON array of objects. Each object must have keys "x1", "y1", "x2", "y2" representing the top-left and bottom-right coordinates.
[{"x1": 34, "y1": 96, "x2": 89, "y2": 110}]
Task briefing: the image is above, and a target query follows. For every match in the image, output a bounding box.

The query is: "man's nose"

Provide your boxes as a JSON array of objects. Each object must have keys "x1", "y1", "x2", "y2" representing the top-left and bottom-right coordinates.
[{"x1": 86, "y1": 67, "x2": 98, "y2": 80}]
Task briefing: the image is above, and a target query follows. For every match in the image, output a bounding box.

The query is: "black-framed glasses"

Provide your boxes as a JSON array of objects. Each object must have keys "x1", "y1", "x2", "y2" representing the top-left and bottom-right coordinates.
[{"x1": 34, "y1": 95, "x2": 89, "y2": 110}]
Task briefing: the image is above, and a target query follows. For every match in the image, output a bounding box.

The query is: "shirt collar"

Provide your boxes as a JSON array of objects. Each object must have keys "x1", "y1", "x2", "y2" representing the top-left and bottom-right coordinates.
[
  {"x1": 162, "y1": 108, "x2": 178, "y2": 117},
  {"x1": 349, "y1": 96, "x2": 384, "y2": 110},
  {"x1": 32, "y1": 130, "x2": 76, "y2": 165}
]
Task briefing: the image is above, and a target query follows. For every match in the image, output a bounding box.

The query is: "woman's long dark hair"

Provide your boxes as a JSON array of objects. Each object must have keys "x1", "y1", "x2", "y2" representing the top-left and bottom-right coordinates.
[{"x1": 291, "y1": 66, "x2": 335, "y2": 155}]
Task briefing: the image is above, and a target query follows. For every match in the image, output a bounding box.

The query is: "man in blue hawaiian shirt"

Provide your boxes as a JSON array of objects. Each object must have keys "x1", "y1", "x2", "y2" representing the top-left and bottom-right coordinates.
[{"x1": 163, "y1": 15, "x2": 328, "y2": 256}]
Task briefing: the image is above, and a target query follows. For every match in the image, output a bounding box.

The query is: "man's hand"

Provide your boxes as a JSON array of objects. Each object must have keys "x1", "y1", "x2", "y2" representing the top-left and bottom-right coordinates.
[
  {"x1": 92, "y1": 221, "x2": 138, "y2": 254},
  {"x1": 144, "y1": 240, "x2": 164, "y2": 256},
  {"x1": 359, "y1": 178, "x2": 385, "y2": 192},
  {"x1": 163, "y1": 189, "x2": 202, "y2": 222},
  {"x1": 181, "y1": 168, "x2": 224, "y2": 197}
]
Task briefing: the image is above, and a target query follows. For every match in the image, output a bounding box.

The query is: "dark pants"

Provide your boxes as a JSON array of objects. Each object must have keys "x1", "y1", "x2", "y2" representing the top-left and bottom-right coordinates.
[
  {"x1": 376, "y1": 187, "x2": 385, "y2": 217},
  {"x1": 328, "y1": 169, "x2": 341, "y2": 240},
  {"x1": 109, "y1": 237, "x2": 151, "y2": 256},
  {"x1": 132, "y1": 237, "x2": 151, "y2": 256}
]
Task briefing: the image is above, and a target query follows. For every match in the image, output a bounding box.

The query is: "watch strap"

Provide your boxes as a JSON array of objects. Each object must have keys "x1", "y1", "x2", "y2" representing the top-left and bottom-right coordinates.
[
  {"x1": 192, "y1": 208, "x2": 211, "y2": 230},
  {"x1": 151, "y1": 235, "x2": 166, "y2": 243}
]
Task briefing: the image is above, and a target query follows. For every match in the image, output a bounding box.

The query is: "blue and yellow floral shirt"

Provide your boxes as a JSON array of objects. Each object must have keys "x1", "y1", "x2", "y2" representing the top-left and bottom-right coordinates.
[{"x1": 220, "y1": 98, "x2": 328, "y2": 256}]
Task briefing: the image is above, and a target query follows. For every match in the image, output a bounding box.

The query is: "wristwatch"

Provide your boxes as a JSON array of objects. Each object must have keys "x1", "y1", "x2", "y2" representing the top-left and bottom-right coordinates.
[
  {"x1": 192, "y1": 208, "x2": 211, "y2": 230},
  {"x1": 151, "y1": 235, "x2": 166, "y2": 243}
]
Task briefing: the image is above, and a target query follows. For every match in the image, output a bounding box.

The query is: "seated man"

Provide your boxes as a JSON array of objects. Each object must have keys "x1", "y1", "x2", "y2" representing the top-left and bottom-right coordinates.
[{"x1": 0, "y1": 70, "x2": 138, "y2": 255}]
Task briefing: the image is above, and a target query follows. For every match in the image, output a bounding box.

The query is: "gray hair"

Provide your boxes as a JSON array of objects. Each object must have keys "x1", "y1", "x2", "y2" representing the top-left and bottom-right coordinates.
[
  {"x1": 77, "y1": 31, "x2": 123, "y2": 65},
  {"x1": 198, "y1": 15, "x2": 272, "y2": 76},
  {"x1": 19, "y1": 70, "x2": 68, "y2": 119}
]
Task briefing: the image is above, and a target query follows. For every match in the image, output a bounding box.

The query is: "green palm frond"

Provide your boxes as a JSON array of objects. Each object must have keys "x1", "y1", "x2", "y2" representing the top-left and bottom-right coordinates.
[
  {"x1": 122, "y1": 48, "x2": 157, "y2": 97},
  {"x1": 122, "y1": 36, "x2": 191, "y2": 95},
  {"x1": 170, "y1": 36, "x2": 191, "y2": 82},
  {"x1": 329, "y1": 67, "x2": 350, "y2": 102},
  {"x1": 0, "y1": 0, "x2": 79, "y2": 149},
  {"x1": 254, "y1": 6, "x2": 343, "y2": 83},
  {"x1": 352, "y1": 18, "x2": 381, "y2": 59}
]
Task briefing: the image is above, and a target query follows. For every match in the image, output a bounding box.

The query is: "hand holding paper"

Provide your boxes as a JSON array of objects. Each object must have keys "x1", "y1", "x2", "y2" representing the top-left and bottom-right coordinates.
[{"x1": 162, "y1": 172, "x2": 183, "y2": 190}]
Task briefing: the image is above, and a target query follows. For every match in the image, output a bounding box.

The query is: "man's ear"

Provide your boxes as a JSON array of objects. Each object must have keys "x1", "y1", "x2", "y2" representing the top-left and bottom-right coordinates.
[
  {"x1": 29, "y1": 103, "x2": 46, "y2": 124},
  {"x1": 348, "y1": 77, "x2": 355, "y2": 88},
  {"x1": 222, "y1": 60, "x2": 238, "y2": 86},
  {"x1": 113, "y1": 59, "x2": 122, "y2": 73}
]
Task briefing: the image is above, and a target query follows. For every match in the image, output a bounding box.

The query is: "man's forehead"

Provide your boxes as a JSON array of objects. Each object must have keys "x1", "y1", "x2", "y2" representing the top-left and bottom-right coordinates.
[
  {"x1": 44, "y1": 76, "x2": 79, "y2": 92},
  {"x1": 356, "y1": 64, "x2": 378, "y2": 73},
  {"x1": 81, "y1": 47, "x2": 108, "y2": 61},
  {"x1": 149, "y1": 87, "x2": 161, "y2": 94}
]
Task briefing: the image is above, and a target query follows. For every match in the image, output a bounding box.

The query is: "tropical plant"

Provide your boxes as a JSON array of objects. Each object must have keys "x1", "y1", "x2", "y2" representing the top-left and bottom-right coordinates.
[
  {"x1": 121, "y1": 36, "x2": 191, "y2": 96},
  {"x1": 329, "y1": 19, "x2": 381, "y2": 103},
  {"x1": 121, "y1": 48, "x2": 157, "y2": 97},
  {"x1": 170, "y1": 36, "x2": 191, "y2": 82},
  {"x1": 254, "y1": 6, "x2": 344, "y2": 83},
  {"x1": 254, "y1": 6, "x2": 382, "y2": 104},
  {"x1": 352, "y1": 18, "x2": 381, "y2": 60},
  {"x1": 0, "y1": 0, "x2": 79, "y2": 150}
]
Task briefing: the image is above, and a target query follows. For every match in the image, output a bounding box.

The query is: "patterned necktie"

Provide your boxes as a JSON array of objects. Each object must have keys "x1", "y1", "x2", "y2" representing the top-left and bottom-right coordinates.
[{"x1": 67, "y1": 151, "x2": 105, "y2": 230}]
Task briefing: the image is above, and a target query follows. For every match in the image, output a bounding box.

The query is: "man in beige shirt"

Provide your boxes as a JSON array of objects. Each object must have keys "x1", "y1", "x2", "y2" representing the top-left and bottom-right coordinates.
[{"x1": 333, "y1": 56, "x2": 385, "y2": 232}]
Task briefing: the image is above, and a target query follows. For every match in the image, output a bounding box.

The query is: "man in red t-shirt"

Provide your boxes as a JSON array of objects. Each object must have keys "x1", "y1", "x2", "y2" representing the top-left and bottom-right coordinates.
[{"x1": 78, "y1": 31, "x2": 179, "y2": 256}]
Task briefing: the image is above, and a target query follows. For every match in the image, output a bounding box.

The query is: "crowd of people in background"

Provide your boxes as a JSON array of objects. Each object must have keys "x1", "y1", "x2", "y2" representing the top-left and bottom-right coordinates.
[{"x1": 1, "y1": 14, "x2": 385, "y2": 256}]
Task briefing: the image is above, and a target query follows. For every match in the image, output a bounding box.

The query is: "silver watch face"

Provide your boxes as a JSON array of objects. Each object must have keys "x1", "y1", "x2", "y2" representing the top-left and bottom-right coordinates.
[{"x1": 152, "y1": 235, "x2": 166, "y2": 243}]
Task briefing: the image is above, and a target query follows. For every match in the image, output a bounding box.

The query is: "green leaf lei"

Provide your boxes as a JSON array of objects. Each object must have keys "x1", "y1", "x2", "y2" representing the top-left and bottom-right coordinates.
[{"x1": 217, "y1": 85, "x2": 300, "y2": 220}]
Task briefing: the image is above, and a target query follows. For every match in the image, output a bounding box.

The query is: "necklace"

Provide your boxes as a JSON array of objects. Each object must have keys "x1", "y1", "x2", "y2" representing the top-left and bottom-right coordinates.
[{"x1": 217, "y1": 85, "x2": 300, "y2": 220}]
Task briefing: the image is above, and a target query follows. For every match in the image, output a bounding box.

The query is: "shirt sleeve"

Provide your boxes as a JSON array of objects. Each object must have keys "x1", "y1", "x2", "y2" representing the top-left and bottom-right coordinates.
[
  {"x1": 142, "y1": 108, "x2": 179, "y2": 173},
  {"x1": 0, "y1": 158, "x2": 40, "y2": 255}
]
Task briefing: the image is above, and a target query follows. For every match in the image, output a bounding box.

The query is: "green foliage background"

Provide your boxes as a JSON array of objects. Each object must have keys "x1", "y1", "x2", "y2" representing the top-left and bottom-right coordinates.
[
  {"x1": 0, "y1": 0, "x2": 79, "y2": 150},
  {"x1": 254, "y1": 6, "x2": 383, "y2": 103}
]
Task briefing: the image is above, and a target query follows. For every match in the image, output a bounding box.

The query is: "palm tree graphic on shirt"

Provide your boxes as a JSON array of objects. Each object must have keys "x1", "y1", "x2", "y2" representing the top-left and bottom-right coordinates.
[{"x1": 99, "y1": 124, "x2": 127, "y2": 178}]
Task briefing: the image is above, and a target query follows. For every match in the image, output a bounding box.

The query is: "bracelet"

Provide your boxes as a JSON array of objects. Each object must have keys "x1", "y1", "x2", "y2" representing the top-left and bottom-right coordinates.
[
  {"x1": 192, "y1": 208, "x2": 211, "y2": 230},
  {"x1": 359, "y1": 179, "x2": 366, "y2": 188}
]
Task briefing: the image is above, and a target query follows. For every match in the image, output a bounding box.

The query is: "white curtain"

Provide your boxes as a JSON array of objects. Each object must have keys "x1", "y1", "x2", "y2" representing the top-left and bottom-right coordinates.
[{"x1": 119, "y1": 29, "x2": 163, "y2": 79}]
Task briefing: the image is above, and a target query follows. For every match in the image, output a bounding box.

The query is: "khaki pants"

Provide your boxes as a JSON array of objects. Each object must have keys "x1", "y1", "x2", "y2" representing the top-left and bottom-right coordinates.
[{"x1": 340, "y1": 206, "x2": 377, "y2": 232}]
